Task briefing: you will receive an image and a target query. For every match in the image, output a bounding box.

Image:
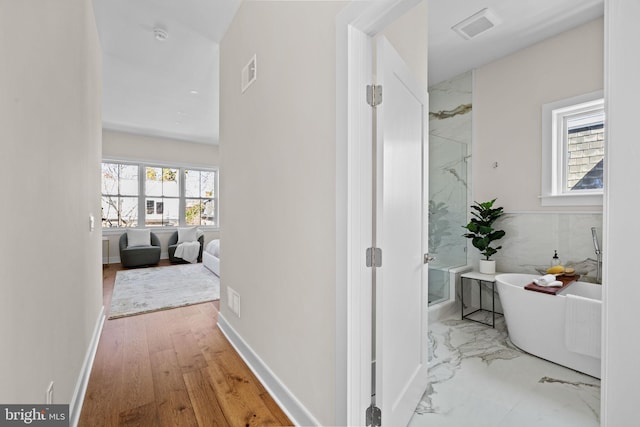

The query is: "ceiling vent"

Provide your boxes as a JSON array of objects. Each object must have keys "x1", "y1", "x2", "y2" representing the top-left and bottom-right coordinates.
[
  {"x1": 452, "y1": 8, "x2": 501, "y2": 40},
  {"x1": 153, "y1": 27, "x2": 169, "y2": 42}
]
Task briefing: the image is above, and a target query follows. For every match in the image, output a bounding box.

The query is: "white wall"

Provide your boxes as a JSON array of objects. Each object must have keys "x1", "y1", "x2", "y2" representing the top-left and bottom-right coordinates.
[
  {"x1": 383, "y1": 0, "x2": 428, "y2": 89},
  {"x1": 474, "y1": 18, "x2": 604, "y2": 212},
  {"x1": 602, "y1": 0, "x2": 640, "y2": 424},
  {"x1": 219, "y1": 2, "x2": 346, "y2": 424},
  {"x1": 102, "y1": 130, "x2": 220, "y2": 263},
  {"x1": 0, "y1": 0, "x2": 103, "y2": 411},
  {"x1": 472, "y1": 18, "x2": 604, "y2": 275},
  {"x1": 103, "y1": 129, "x2": 220, "y2": 167},
  {"x1": 220, "y1": 1, "x2": 429, "y2": 423}
]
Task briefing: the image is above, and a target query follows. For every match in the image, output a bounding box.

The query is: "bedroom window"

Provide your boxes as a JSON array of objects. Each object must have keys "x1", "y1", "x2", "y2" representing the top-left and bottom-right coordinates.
[
  {"x1": 101, "y1": 161, "x2": 218, "y2": 228},
  {"x1": 541, "y1": 91, "x2": 604, "y2": 206},
  {"x1": 145, "y1": 166, "x2": 180, "y2": 227},
  {"x1": 102, "y1": 163, "x2": 139, "y2": 227},
  {"x1": 185, "y1": 169, "x2": 217, "y2": 226}
]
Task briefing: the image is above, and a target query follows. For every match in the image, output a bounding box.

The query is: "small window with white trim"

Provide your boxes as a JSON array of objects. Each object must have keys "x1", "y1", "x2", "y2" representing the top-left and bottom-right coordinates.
[{"x1": 541, "y1": 91, "x2": 604, "y2": 206}]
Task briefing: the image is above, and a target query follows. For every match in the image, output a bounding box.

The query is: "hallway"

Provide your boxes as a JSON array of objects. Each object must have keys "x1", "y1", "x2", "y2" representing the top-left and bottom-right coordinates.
[{"x1": 79, "y1": 261, "x2": 291, "y2": 426}]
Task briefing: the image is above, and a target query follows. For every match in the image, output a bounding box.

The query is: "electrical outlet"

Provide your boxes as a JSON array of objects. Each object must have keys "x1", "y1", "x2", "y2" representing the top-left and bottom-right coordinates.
[
  {"x1": 46, "y1": 381, "x2": 54, "y2": 404},
  {"x1": 227, "y1": 286, "x2": 241, "y2": 318}
]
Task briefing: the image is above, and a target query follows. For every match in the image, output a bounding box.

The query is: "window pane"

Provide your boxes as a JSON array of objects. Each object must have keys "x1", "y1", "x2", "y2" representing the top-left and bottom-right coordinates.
[
  {"x1": 201, "y1": 171, "x2": 216, "y2": 198},
  {"x1": 202, "y1": 198, "x2": 216, "y2": 225},
  {"x1": 185, "y1": 198, "x2": 215, "y2": 226},
  {"x1": 101, "y1": 163, "x2": 118, "y2": 195},
  {"x1": 185, "y1": 170, "x2": 200, "y2": 197},
  {"x1": 566, "y1": 120, "x2": 604, "y2": 191},
  {"x1": 101, "y1": 196, "x2": 119, "y2": 228},
  {"x1": 102, "y1": 196, "x2": 137, "y2": 228},
  {"x1": 119, "y1": 197, "x2": 138, "y2": 227},
  {"x1": 145, "y1": 167, "x2": 162, "y2": 196},
  {"x1": 145, "y1": 197, "x2": 178, "y2": 227},
  {"x1": 185, "y1": 199, "x2": 202, "y2": 225},
  {"x1": 146, "y1": 167, "x2": 179, "y2": 197},
  {"x1": 163, "y1": 168, "x2": 179, "y2": 197},
  {"x1": 119, "y1": 165, "x2": 139, "y2": 196}
]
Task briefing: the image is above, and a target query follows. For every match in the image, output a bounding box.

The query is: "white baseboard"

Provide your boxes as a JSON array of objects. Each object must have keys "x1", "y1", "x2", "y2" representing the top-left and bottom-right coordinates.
[
  {"x1": 217, "y1": 314, "x2": 320, "y2": 427},
  {"x1": 69, "y1": 306, "x2": 105, "y2": 427}
]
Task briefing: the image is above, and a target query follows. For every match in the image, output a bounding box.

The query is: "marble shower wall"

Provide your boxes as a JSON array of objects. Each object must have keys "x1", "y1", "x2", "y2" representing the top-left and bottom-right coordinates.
[{"x1": 428, "y1": 71, "x2": 472, "y2": 271}]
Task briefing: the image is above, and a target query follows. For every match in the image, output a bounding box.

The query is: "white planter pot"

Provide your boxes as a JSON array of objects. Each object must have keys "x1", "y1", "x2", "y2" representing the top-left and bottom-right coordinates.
[{"x1": 479, "y1": 260, "x2": 496, "y2": 275}]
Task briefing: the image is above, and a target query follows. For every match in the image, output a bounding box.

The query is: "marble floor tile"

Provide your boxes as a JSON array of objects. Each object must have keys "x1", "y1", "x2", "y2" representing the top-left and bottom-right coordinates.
[{"x1": 409, "y1": 313, "x2": 600, "y2": 427}]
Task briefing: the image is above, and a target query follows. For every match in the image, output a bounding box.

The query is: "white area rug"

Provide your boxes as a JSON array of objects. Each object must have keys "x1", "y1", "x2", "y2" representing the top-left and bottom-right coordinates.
[{"x1": 109, "y1": 263, "x2": 220, "y2": 319}]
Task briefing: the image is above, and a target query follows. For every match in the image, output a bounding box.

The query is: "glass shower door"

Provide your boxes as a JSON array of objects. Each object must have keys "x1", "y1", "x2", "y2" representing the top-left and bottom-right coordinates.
[{"x1": 428, "y1": 138, "x2": 468, "y2": 305}]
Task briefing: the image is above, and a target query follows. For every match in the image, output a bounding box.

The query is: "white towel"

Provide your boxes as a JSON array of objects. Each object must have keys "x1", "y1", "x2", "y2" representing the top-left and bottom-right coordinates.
[
  {"x1": 533, "y1": 274, "x2": 562, "y2": 287},
  {"x1": 565, "y1": 294, "x2": 602, "y2": 359},
  {"x1": 175, "y1": 241, "x2": 200, "y2": 263}
]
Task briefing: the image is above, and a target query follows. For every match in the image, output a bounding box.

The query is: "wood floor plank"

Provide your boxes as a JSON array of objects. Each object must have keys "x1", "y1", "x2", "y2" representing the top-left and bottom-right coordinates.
[
  {"x1": 121, "y1": 315, "x2": 155, "y2": 410},
  {"x1": 144, "y1": 310, "x2": 174, "y2": 355},
  {"x1": 259, "y1": 391, "x2": 293, "y2": 427},
  {"x1": 206, "y1": 351, "x2": 287, "y2": 427},
  {"x1": 171, "y1": 328, "x2": 209, "y2": 373},
  {"x1": 183, "y1": 369, "x2": 230, "y2": 427},
  {"x1": 79, "y1": 262, "x2": 291, "y2": 427},
  {"x1": 150, "y1": 349, "x2": 200, "y2": 427},
  {"x1": 187, "y1": 307, "x2": 218, "y2": 349},
  {"x1": 118, "y1": 402, "x2": 158, "y2": 427},
  {"x1": 78, "y1": 323, "x2": 125, "y2": 426}
]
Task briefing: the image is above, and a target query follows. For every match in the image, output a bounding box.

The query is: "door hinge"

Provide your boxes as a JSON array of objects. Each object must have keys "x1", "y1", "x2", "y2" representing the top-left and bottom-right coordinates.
[
  {"x1": 366, "y1": 404, "x2": 382, "y2": 427},
  {"x1": 366, "y1": 84, "x2": 383, "y2": 107},
  {"x1": 366, "y1": 247, "x2": 382, "y2": 268}
]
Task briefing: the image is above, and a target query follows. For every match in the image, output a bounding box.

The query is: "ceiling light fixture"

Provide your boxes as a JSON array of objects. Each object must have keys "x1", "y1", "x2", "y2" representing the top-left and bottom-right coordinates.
[
  {"x1": 190, "y1": 90, "x2": 199, "y2": 95},
  {"x1": 153, "y1": 27, "x2": 169, "y2": 42},
  {"x1": 452, "y1": 8, "x2": 501, "y2": 40}
]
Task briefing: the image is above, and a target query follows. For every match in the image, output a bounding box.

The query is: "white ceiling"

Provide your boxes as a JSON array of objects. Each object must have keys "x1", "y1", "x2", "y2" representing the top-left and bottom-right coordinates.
[
  {"x1": 428, "y1": 0, "x2": 604, "y2": 86},
  {"x1": 92, "y1": 0, "x2": 240, "y2": 145},
  {"x1": 93, "y1": 0, "x2": 603, "y2": 145}
]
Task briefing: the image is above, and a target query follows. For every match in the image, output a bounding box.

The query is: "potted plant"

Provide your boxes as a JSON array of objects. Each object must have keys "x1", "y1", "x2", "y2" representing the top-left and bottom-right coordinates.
[{"x1": 463, "y1": 198, "x2": 506, "y2": 274}]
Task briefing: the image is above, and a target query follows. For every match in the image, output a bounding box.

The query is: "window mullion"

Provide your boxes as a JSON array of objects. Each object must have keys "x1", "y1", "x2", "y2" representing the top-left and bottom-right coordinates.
[
  {"x1": 179, "y1": 168, "x2": 186, "y2": 226},
  {"x1": 139, "y1": 164, "x2": 145, "y2": 228}
]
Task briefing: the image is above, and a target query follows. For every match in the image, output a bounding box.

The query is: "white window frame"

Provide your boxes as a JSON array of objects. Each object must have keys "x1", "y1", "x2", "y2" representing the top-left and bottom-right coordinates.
[
  {"x1": 541, "y1": 90, "x2": 604, "y2": 206},
  {"x1": 101, "y1": 160, "x2": 219, "y2": 230}
]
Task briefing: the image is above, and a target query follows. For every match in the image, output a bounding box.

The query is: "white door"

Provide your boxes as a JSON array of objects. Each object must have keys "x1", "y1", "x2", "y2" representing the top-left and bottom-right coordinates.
[{"x1": 374, "y1": 37, "x2": 429, "y2": 427}]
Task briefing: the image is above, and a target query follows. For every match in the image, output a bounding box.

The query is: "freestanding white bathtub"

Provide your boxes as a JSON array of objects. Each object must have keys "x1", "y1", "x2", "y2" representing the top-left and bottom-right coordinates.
[{"x1": 496, "y1": 273, "x2": 601, "y2": 378}]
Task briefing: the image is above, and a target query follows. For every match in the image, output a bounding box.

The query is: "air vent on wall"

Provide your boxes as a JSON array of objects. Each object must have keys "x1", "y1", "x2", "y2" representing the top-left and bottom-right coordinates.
[
  {"x1": 452, "y1": 8, "x2": 501, "y2": 40},
  {"x1": 241, "y1": 54, "x2": 257, "y2": 93}
]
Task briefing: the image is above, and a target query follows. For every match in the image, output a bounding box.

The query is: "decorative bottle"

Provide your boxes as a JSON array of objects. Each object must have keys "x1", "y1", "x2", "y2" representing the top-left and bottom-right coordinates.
[{"x1": 550, "y1": 250, "x2": 561, "y2": 267}]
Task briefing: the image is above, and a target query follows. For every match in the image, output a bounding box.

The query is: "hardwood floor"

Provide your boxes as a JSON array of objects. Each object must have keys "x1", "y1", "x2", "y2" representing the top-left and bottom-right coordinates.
[{"x1": 79, "y1": 260, "x2": 291, "y2": 427}]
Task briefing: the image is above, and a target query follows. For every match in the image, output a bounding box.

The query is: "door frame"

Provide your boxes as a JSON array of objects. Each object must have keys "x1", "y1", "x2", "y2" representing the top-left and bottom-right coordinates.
[{"x1": 335, "y1": 1, "x2": 423, "y2": 425}]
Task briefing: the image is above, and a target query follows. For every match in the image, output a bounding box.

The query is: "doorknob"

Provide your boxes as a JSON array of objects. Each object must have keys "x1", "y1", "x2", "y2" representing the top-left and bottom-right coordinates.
[{"x1": 424, "y1": 254, "x2": 435, "y2": 264}]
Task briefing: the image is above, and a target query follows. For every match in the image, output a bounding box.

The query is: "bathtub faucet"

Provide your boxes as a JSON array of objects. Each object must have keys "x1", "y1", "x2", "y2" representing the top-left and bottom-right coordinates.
[{"x1": 591, "y1": 227, "x2": 602, "y2": 284}]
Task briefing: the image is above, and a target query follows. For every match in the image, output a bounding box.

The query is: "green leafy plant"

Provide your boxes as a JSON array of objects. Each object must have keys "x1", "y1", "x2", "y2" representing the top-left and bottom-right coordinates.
[{"x1": 462, "y1": 198, "x2": 506, "y2": 260}]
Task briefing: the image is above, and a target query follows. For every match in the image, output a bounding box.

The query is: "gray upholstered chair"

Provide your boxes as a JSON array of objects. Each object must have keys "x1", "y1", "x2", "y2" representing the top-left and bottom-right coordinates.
[
  {"x1": 168, "y1": 230, "x2": 204, "y2": 264},
  {"x1": 119, "y1": 231, "x2": 161, "y2": 268}
]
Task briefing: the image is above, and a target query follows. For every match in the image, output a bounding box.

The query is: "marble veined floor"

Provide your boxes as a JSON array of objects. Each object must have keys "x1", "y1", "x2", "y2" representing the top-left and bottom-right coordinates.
[{"x1": 409, "y1": 313, "x2": 600, "y2": 427}]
